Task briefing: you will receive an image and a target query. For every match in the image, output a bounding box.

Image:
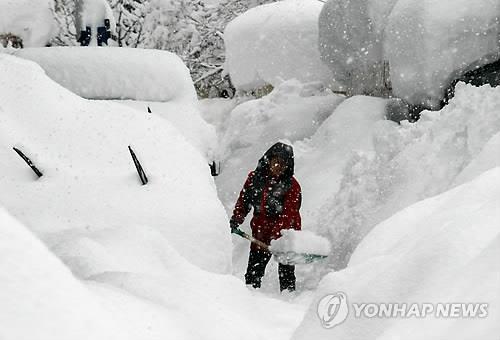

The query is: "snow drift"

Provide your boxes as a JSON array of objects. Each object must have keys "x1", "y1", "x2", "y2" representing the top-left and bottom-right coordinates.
[
  {"x1": 224, "y1": 0, "x2": 334, "y2": 91},
  {"x1": 12, "y1": 47, "x2": 197, "y2": 102},
  {"x1": 317, "y1": 83, "x2": 500, "y2": 271},
  {"x1": 0, "y1": 207, "x2": 124, "y2": 340},
  {"x1": 293, "y1": 167, "x2": 500, "y2": 340}
]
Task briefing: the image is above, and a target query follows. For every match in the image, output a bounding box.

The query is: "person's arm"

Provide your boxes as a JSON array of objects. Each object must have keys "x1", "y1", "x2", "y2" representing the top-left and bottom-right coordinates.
[
  {"x1": 230, "y1": 171, "x2": 255, "y2": 227},
  {"x1": 284, "y1": 178, "x2": 302, "y2": 230}
]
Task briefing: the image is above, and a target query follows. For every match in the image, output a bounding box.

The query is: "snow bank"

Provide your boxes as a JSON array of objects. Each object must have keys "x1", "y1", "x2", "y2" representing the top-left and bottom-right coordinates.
[
  {"x1": 0, "y1": 53, "x2": 230, "y2": 274},
  {"x1": 317, "y1": 83, "x2": 500, "y2": 270},
  {"x1": 12, "y1": 47, "x2": 197, "y2": 102},
  {"x1": 0, "y1": 207, "x2": 124, "y2": 340},
  {"x1": 224, "y1": 0, "x2": 334, "y2": 91},
  {"x1": 270, "y1": 230, "x2": 331, "y2": 256},
  {"x1": 293, "y1": 167, "x2": 500, "y2": 340},
  {"x1": 0, "y1": 0, "x2": 55, "y2": 47},
  {"x1": 295, "y1": 95, "x2": 388, "y2": 227}
]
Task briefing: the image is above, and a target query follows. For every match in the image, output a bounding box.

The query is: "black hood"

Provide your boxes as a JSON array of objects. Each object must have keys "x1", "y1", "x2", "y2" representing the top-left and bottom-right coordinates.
[{"x1": 255, "y1": 142, "x2": 294, "y2": 179}]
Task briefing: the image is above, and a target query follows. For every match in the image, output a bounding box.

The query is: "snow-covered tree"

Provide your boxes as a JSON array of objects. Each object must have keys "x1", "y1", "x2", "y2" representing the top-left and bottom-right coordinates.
[
  {"x1": 50, "y1": 0, "x2": 78, "y2": 46},
  {"x1": 109, "y1": 0, "x2": 148, "y2": 47}
]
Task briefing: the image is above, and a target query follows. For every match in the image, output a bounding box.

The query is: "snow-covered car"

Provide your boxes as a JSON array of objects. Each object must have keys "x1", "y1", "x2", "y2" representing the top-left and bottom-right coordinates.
[{"x1": 319, "y1": 0, "x2": 500, "y2": 116}]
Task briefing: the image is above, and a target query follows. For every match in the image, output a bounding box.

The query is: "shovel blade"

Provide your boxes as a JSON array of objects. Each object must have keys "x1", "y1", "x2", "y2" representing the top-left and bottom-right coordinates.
[{"x1": 273, "y1": 251, "x2": 327, "y2": 265}]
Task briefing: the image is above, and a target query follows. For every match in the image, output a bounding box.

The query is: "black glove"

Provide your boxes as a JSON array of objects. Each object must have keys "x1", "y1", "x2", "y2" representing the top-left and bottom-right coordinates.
[{"x1": 230, "y1": 219, "x2": 240, "y2": 233}]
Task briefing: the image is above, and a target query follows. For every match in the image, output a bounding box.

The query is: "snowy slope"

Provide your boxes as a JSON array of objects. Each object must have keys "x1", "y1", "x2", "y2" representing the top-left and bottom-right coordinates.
[
  {"x1": 224, "y1": 0, "x2": 334, "y2": 91},
  {"x1": 0, "y1": 53, "x2": 230, "y2": 274},
  {"x1": 116, "y1": 100, "x2": 217, "y2": 158},
  {"x1": 12, "y1": 47, "x2": 196, "y2": 102},
  {"x1": 293, "y1": 167, "x2": 500, "y2": 340},
  {"x1": 316, "y1": 83, "x2": 500, "y2": 270},
  {"x1": 0, "y1": 0, "x2": 55, "y2": 47},
  {"x1": 0, "y1": 207, "x2": 125, "y2": 340}
]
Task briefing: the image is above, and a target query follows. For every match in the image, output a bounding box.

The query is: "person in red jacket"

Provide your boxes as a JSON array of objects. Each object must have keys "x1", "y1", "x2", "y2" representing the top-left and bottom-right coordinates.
[{"x1": 230, "y1": 142, "x2": 302, "y2": 292}]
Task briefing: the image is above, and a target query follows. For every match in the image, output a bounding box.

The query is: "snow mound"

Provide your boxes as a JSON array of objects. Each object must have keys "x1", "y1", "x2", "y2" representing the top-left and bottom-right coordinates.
[
  {"x1": 295, "y1": 95, "x2": 388, "y2": 227},
  {"x1": 224, "y1": 0, "x2": 334, "y2": 91},
  {"x1": 270, "y1": 230, "x2": 331, "y2": 256},
  {"x1": 317, "y1": 83, "x2": 500, "y2": 270},
  {"x1": 0, "y1": 53, "x2": 230, "y2": 274},
  {"x1": 0, "y1": 0, "x2": 55, "y2": 47},
  {"x1": 0, "y1": 207, "x2": 124, "y2": 340},
  {"x1": 293, "y1": 167, "x2": 500, "y2": 340},
  {"x1": 12, "y1": 47, "x2": 197, "y2": 102}
]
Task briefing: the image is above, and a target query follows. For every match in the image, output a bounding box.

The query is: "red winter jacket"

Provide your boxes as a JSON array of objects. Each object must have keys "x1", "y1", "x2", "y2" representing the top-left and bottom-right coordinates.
[{"x1": 231, "y1": 171, "x2": 302, "y2": 251}]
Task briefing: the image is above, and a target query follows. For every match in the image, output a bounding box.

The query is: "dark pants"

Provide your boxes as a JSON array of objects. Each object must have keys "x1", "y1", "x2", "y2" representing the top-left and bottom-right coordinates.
[{"x1": 245, "y1": 250, "x2": 296, "y2": 292}]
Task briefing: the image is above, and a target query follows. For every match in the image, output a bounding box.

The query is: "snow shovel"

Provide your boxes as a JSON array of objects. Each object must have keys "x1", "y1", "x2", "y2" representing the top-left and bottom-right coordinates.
[{"x1": 232, "y1": 228, "x2": 327, "y2": 265}]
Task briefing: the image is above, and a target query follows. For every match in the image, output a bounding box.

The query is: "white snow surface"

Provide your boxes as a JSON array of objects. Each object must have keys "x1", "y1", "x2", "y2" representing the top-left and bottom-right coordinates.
[
  {"x1": 116, "y1": 100, "x2": 217, "y2": 158},
  {"x1": 315, "y1": 83, "x2": 500, "y2": 270},
  {"x1": 293, "y1": 167, "x2": 500, "y2": 340},
  {"x1": 270, "y1": 230, "x2": 331, "y2": 256},
  {"x1": 224, "y1": 0, "x2": 334, "y2": 91},
  {"x1": 0, "y1": 0, "x2": 56, "y2": 47},
  {"x1": 0, "y1": 207, "x2": 125, "y2": 340},
  {"x1": 0, "y1": 53, "x2": 229, "y2": 274},
  {"x1": 11, "y1": 47, "x2": 197, "y2": 102}
]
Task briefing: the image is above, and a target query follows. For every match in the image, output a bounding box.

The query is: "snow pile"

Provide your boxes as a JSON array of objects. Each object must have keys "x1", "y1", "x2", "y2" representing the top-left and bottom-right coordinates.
[
  {"x1": 0, "y1": 207, "x2": 125, "y2": 340},
  {"x1": 224, "y1": 0, "x2": 334, "y2": 91},
  {"x1": 270, "y1": 230, "x2": 331, "y2": 256},
  {"x1": 12, "y1": 47, "x2": 197, "y2": 102},
  {"x1": 317, "y1": 83, "x2": 500, "y2": 270},
  {"x1": 295, "y1": 95, "x2": 388, "y2": 226},
  {"x1": 0, "y1": 0, "x2": 55, "y2": 47},
  {"x1": 319, "y1": 0, "x2": 500, "y2": 107},
  {"x1": 0, "y1": 53, "x2": 229, "y2": 274},
  {"x1": 293, "y1": 167, "x2": 500, "y2": 340}
]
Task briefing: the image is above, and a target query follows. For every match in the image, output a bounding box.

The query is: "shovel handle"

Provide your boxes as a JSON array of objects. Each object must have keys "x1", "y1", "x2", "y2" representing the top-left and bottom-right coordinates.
[{"x1": 233, "y1": 228, "x2": 270, "y2": 251}]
